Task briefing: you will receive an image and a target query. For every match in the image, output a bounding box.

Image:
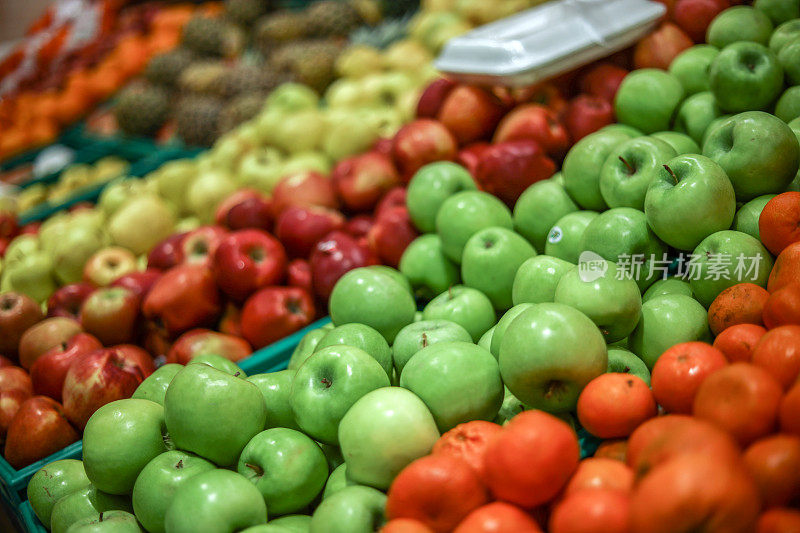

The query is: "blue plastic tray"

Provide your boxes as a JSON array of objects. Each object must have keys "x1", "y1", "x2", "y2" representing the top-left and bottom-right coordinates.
[{"x1": 20, "y1": 500, "x2": 44, "y2": 533}]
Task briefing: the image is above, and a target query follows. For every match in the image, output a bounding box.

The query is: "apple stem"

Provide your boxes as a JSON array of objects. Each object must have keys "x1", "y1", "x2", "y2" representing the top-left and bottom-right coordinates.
[
  {"x1": 98, "y1": 513, "x2": 104, "y2": 522},
  {"x1": 234, "y1": 372, "x2": 241, "y2": 378},
  {"x1": 421, "y1": 333, "x2": 428, "y2": 349},
  {"x1": 245, "y1": 463, "x2": 264, "y2": 477},
  {"x1": 663, "y1": 165, "x2": 678, "y2": 184},
  {"x1": 176, "y1": 460, "x2": 184, "y2": 469},
  {"x1": 321, "y1": 378, "x2": 332, "y2": 388},
  {"x1": 618, "y1": 156, "x2": 635, "y2": 175},
  {"x1": 448, "y1": 286, "x2": 453, "y2": 300}
]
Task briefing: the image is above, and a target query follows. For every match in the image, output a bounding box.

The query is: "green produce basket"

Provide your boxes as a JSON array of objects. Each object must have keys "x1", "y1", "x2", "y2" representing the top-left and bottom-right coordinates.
[{"x1": 20, "y1": 500, "x2": 44, "y2": 533}]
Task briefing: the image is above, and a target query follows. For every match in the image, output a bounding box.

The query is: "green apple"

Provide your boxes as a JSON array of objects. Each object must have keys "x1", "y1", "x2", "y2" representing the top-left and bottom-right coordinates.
[
  {"x1": 628, "y1": 294, "x2": 711, "y2": 368},
  {"x1": 28, "y1": 460, "x2": 91, "y2": 529},
  {"x1": 490, "y1": 303, "x2": 536, "y2": 361},
  {"x1": 755, "y1": 0, "x2": 799, "y2": 24},
  {"x1": 267, "y1": 83, "x2": 319, "y2": 113},
  {"x1": 99, "y1": 178, "x2": 151, "y2": 218},
  {"x1": 544, "y1": 211, "x2": 599, "y2": 264},
  {"x1": 406, "y1": 162, "x2": 477, "y2": 232},
  {"x1": 365, "y1": 266, "x2": 412, "y2": 295},
  {"x1": 322, "y1": 112, "x2": 380, "y2": 161},
  {"x1": 478, "y1": 326, "x2": 494, "y2": 352},
  {"x1": 651, "y1": 131, "x2": 700, "y2": 155},
  {"x1": 733, "y1": 194, "x2": 777, "y2": 239},
  {"x1": 288, "y1": 328, "x2": 327, "y2": 370},
  {"x1": 338, "y1": 387, "x2": 439, "y2": 489},
  {"x1": 83, "y1": 399, "x2": 169, "y2": 495},
  {"x1": 644, "y1": 154, "x2": 736, "y2": 251},
  {"x1": 316, "y1": 324, "x2": 393, "y2": 378},
  {"x1": 132, "y1": 364, "x2": 182, "y2": 406},
  {"x1": 400, "y1": 342, "x2": 503, "y2": 432},
  {"x1": 770, "y1": 19, "x2": 800, "y2": 52},
  {"x1": 164, "y1": 470, "x2": 267, "y2": 533},
  {"x1": 64, "y1": 510, "x2": 141, "y2": 532},
  {"x1": 554, "y1": 261, "x2": 642, "y2": 343},
  {"x1": 186, "y1": 170, "x2": 237, "y2": 223},
  {"x1": 563, "y1": 129, "x2": 637, "y2": 210},
  {"x1": 701, "y1": 114, "x2": 733, "y2": 146},
  {"x1": 309, "y1": 486, "x2": 386, "y2": 533},
  {"x1": 281, "y1": 151, "x2": 332, "y2": 176},
  {"x1": 599, "y1": 136, "x2": 677, "y2": 210},
  {"x1": 689, "y1": 230, "x2": 774, "y2": 307},
  {"x1": 513, "y1": 178, "x2": 578, "y2": 251},
  {"x1": 50, "y1": 487, "x2": 132, "y2": 533},
  {"x1": 247, "y1": 370, "x2": 299, "y2": 430},
  {"x1": 499, "y1": 303, "x2": 607, "y2": 413},
  {"x1": 238, "y1": 428, "x2": 328, "y2": 515},
  {"x1": 421, "y1": 285, "x2": 496, "y2": 342},
  {"x1": 322, "y1": 464, "x2": 356, "y2": 500},
  {"x1": 270, "y1": 110, "x2": 327, "y2": 154},
  {"x1": 775, "y1": 86, "x2": 800, "y2": 123},
  {"x1": 269, "y1": 514, "x2": 312, "y2": 532},
  {"x1": 188, "y1": 353, "x2": 245, "y2": 376},
  {"x1": 778, "y1": 36, "x2": 800, "y2": 85},
  {"x1": 606, "y1": 347, "x2": 651, "y2": 386},
  {"x1": 460, "y1": 227, "x2": 536, "y2": 310},
  {"x1": 165, "y1": 364, "x2": 266, "y2": 466},
  {"x1": 435, "y1": 191, "x2": 513, "y2": 263},
  {"x1": 149, "y1": 159, "x2": 197, "y2": 216},
  {"x1": 290, "y1": 345, "x2": 390, "y2": 445},
  {"x1": 707, "y1": 5, "x2": 774, "y2": 47},
  {"x1": 673, "y1": 92, "x2": 723, "y2": 145},
  {"x1": 399, "y1": 234, "x2": 460, "y2": 300},
  {"x1": 709, "y1": 42, "x2": 783, "y2": 112},
  {"x1": 642, "y1": 277, "x2": 694, "y2": 303},
  {"x1": 319, "y1": 442, "x2": 343, "y2": 472},
  {"x1": 329, "y1": 267, "x2": 416, "y2": 343},
  {"x1": 493, "y1": 386, "x2": 526, "y2": 426},
  {"x1": 237, "y1": 148, "x2": 285, "y2": 193},
  {"x1": 109, "y1": 196, "x2": 175, "y2": 255},
  {"x1": 3, "y1": 251, "x2": 56, "y2": 303},
  {"x1": 392, "y1": 320, "x2": 472, "y2": 374},
  {"x1": 668, "y1": 45, "x2": 720, "y2": 95},
  {"x1": 614, "y1": 69, "x2": 684, "y2": 134},
  {"x1": 599, "y1": 124, "x2": 644, "y2": 137},
  {"x1": 131, "y1": 450, "x2": 215, "y2": 533},
  {"x1": 512, "y1": 255, "x2": 574, "y2": 305},
  {"x1": 52, "y1": 224, "x2": 109, "y2": 285},
  {"x1": 4, "y1": 233, "x2": 40, "y2": 266}
]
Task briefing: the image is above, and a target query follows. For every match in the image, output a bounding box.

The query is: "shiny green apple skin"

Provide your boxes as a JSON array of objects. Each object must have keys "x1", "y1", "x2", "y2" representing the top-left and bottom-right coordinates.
[
  {"x1": 391, "y1": 320, "x2": 472, "y2": 374},
  {"x1": 268, "y1": 514, "x2": 312, "y2": 532},
  {"x1": 544, "y1": 211, "x2": 599, "y2": 264},
  {"x1": 132, "y1": 365, "x2": 182, "y2": 406},
  {"x1": 607, "y1": 347, "x2": 651, "y2": 386},
  {"x1": 435, "y1": 191, "x2": 513, "y2": 263},
  {"x1": 290, "y1": 345, "x2": 390, "y2": 445},
  {"x1": 673, "y1": 92, "x2": 723, "y2": 145},
  {"x1": 406, "y1": 162, "x2": 477, "y2": 232},
  {"x1": 478, "y1": 326, "x2": 495, "y2": 352},
  {"x1": 732, "y1": 194, "x2": 777, "y2": 240},
  {"x1": 512, "y1": 255, "x2": 574, "y2": 305},
  {"x1": 49, "y1": 487, "x2": 132, "y2": 533},
  {"x1": 64, "y1": 510, "x2": 141, "y2": 533},
  {"x1": 651, "y1": 131, "x2": 700, "y2": 155},
  {"x1": 188, "y1": 354, "x2": 245, "y2": 376},
  {"x1": 614, "y1": 69, "x2": 684, "y2": 134},
  {"x1": 338, "y1": 387, "x2": 439, "y2": 490},
  {"x1": 499, "y1": 303, "x2": 607, "y2": 413},
  {"x1": 513, "y1": 178, "x2": 578, "y2": 251},
  {"x1": 709, "y1": 42, "x2": 782, "y2": 112},
  {"x1": 164, "y1": 470, "x2": 267, "y2": 533},
  {"x1": 668, "y1": 45, "x2": 720, "y2": 95},
  {"x1": 322, "y1": 464, "x2": 357, "y2": 500},
  {"x1": 288, "y1": 329, "x2": 327, "y2": 370},
  {"x1": 642, "y1": 277, "x2": 694, "y2": 303},
  {"x1": 399, "y1": 234, "x2": 460, "y2": 300},
  {"x1": 706, "y1": 5, "x2": 774, "y2": 48},
  {"x1": 490, "y1": 304, "x2": 535, "y2": 359},
  {"x1": 599, "y1": 136, "x2": 677, "y2": 210},
  {"x1": 774, "y1": 86, "x2": 800, "y2": 122},
  {"x1": 247, "y1": 370, "x2": 299, "y2": 431},
  {"x1": 628, "y1": 294, "x2": 712, "y2": 368},
  {"x1": 421, "y1": 285, "x2": 496, "y2": 342},
  {"x1": 309, "y1": 486, "x2": 386, "y2": 533},
  {"x1": 28, "y1": 459, "x2": 91, "y2": 529},
  {"x1": 316, "y1": 324, "x2": 392, "y2": 379},
  {"x1": 400, "y1": 342, "x2": 503, "y2": 432},
  {"x1": 365, "y1": 266, "x2": 412, "y2": 295},
  {"x1": 754, "y1": 0, "x2": 799, "y2": 24}
]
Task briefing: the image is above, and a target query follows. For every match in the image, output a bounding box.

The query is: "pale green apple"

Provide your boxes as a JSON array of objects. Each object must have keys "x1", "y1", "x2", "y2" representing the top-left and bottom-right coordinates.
[
  {"x1": 3, "y1": 251, "x2": 56, "y2": 303},
  {"x1": 668, "y1": 45, "x2": 720, "y2": 95},
  {"x1": 266, "y1": 83, "x2": 319, "y2": 113},
  {"x1": 288, "y1": 328, "x2": 328, "y2": 370},
  {"x1": 544, "y1": 210, "x2": 599, "y2": 264},
  {"x1": 364, "y1": 266, "x2": 412, "y2": 295},
  {"x1": 188, "y1": 353, "x2": 245, "y2": 376},
  {"x1": 399, "y1": 234, "x2": 460, "y2": 300},
  {"x1": 309, "y1": 486, "x2": 386, "y2": 533},
  {"x1": 673, "y1": 92, "x2": 723, "y2": 145},
  {"x1": 52, "y1": 223, "x2": 109, "y2": 285},
  {"x1": 599, "y1": 136, "x2": 677, "y2": 210},
  {"x1": 490, "y1": 304, "x2": 535, "y2": 359},
  {"x1": 650, "y1": 131, "x2": 700, "y2": 155},
  {"x1": 405, "y1": 162, "x2": 476, "y2": 233},
  {"x1": 322, "y1": 464, "x2": 356, "y2": 500},
  {"x1": 49, "y1": 487, "x2": 132, "y2": 533},
  {"x1": 237, "y1": 148, "x2": 286, "y2": 193},
  {"x1": 98, "y1": 178, "x2": 150, "y2": 218},
  {"x1": 391, "y1": 320, "x2": 472, "y2": 374},
  {"x1": 28, "y1": 459, "x2": 91, "y2": 529},
  {"x1": 512, "y1": 255, "x2": 574, "y2": 305},
  {"x1": 247, "y1": 370, "x2": 299, "y2": 430},
  {"x1": 271, "y1": 110, "x2": 327, "y2": 154},
  {"x1": 316, "y1": 325, "x2": 392, "y2": 378},
  {"x1": 435, "y1": 191, "x2": 513, "y2": 263},
  {"x1": 149, "y1": 159, "x2": 198, "y2": 216},
  {"x1": 478, "y1": 326, "x2": 494, "y2": 352},
  {"x1": 281, "y1": 151, "x2": 332, "y2": 176},
  {"x1": 607, "y1": 347, "x2": 651, "y2": 386},
  {"x1": 132, "y1": 365, "x2": 182, "y2": 406},
  {"x1": 707, "y1": 5, "x2": 774, "y2": 48},
  {"x1": 109, "y1": 196, "x2": 175, "y2": 255},
  {"x1": 269, "y1": 514, "x2": 312, "y2": 532},
  {"x1": 614, "y1": 69, "x2": 684, "y2": 134},
  {"x1": 186, "y1": 170, "x2": 236, "y2": 223},
  {"x1": 513, "y1": 177, "x2": 578, "y2": 251},
  {"x1": 732, "y1": 194, "x2": 777, "y2": 240},
  {"x1": 421, "y1": 285, "x2": 496, "y2": 342},
  {"x1": 64, "y1": 510, "x2": 141, "y2": 532},
  {"x1": 642, "y1": 277, "x2": 693, "y2": 303},
  {"x1": 322, "y1": 112, "x2": 379, "y2": 161}
]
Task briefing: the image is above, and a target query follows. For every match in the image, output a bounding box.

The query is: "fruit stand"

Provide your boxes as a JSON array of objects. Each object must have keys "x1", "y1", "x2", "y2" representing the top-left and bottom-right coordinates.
[{"x1": 0, "y1": 0, "x2": 799, "y2": 531}]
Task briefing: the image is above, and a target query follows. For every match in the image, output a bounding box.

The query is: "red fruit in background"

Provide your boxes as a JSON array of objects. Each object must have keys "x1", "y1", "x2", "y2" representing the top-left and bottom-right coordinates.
[
  {"x1": 453, "y1": 502, "x2": 542, "y2": 533},
  {"x1": 744, "y1": 434, "x2": 800, "y2": 507},
  {"x1": 650, "y1": 341, "x2": 728, "y2": 414},
  {"x1": 218, "y1": 303, "x2": 244, "y2": 338},
  {"x1": 367, "y1": 206, "x2": 419, "y2": 268},
  {"x1": 758, "y1": 508, "x2": 800, "y2": 533},
  {"x1": 577, "y1": 374, "x2": 657, "y2": 438},
  {"x1": 276, "y1": 206, "x2": 346, "y2": 259},
  {"x1": 707, "y1": 282, "x2": 769, "y2": 335},
  {"x1": 79, "y1": 287, "x2": 140, "y2": 346},
  {"x1": 212, "y1": 230, "x2": 287, "y2": 301},
  {"x1": 30, "y1": 333, "x2": 102, "y2": 401},
  {"x1": 0, "y1": 366, "x2": 32, "y2": 396},
  {"x1": 4, "y1": 396, "x2": 79, "y2": 468},
  {"x1": 437, "y1": 86, "x2": 506, "y2": 145},
  {"x1": 693, "y1": 362, "x2": 783, "y2": 446},
  {"x1": 387, "y1": 454, "x2": 489, "y2": 532},
  {"x1": 374, "y1": 137, "x2": 394, "y2": 157},
  {"x1": 287, "y1": 259, "x2": 313, "y2": 295},
  {"x1": 392, "y1": 119, "x2": 458, "y2": 181},
  {"x1": 483, "y1": 410, "x2": 580, "y2": 508},
  {"x1": 19, "y1": 317, "x2": 82, "y2": 370},
  {"x1": 62, "y1": 347, "x2": 149, "y2": 429},
  {"x1": 147, "y1": 232, "x2": 186, "y2": 270},
  {"x1": 0, "y1": 390, "x2": 30, "y2": 440},
  {"x1": 563, "y1": 458, "x2": 634, "y2": 497},
  {"x1": 143, "y1": 264, "x2": 221, "y2": 337},
  {"x1": 763, "y1": 283, "x2": 800, "y2": 328},
  {"x1": 504, "y1": 83, "x2": 568, "y2": 114},
  {"x1": 344, "y1": 215, "x2": 374, "y2": 239},
  {"x1": 549, "y1": 489, "x2": 631, "y2": 533},
  {"x1": 0, "y1": 292, "x2": 43, "y2": 358},
  {"x1": 769, "y1": 241, "x2": 800, "y2": 293},
  {"x1": 375, "y1": 187, "x2": 407, "y2": 219},
  {"x1": 333, "y1": 151, "x2": 401, "y2": 212},
  {"x1": 214, "y1": 188, "x2": 272, "y2": 231},
  {"x1": 310, "y1": 231, "x2": 379, "y2": 300},
  {"x1": 432, "y1": 421, "x2": 503, "y2": 483},
  {"x1": 563, "y1": 95, "x2": 614, "y2": 142},
  {"x1": 579, "y1": 63, "x2": 628, "y2": 103},
  {"x1": 751, "y1": 325, "x2": 800, "y2": 389},
  {"x1": 382, "y1": 519, "x2": 435, "y2": 533},
  {"x1": 417, "y1": 78, "x2": 457, "y2": 118},
  {"x1": 167, "y1": 328, "x2": 252, "y2": 365},
  {"x1": 181, "y1": 226, "x2": 227, "y2": 268},
  {"x1": 82, "y1": 247, "x2": 138, "y2": 287},
  {"x1": 457, "y1": 143, "x2": 491, "y2": 177},
  {"x1": 46, "y1": 283, "x2": 95, "y2": 321},
  {"x1": 271, "y1": 171, "x2": 339, "y2": 218},
  {"x1": 492, "y1": 104, "x2": 570, "y2": 159},
  {"x1": 19, "y1": 222, "x2": 40, "y2": 236},
  {"x1": 240, "y1": 287, "x2": 315, "y2": 349},
  {"x1": 713, "y1": 323, "x2": 766, "y2": 363},
  {"x1": 110, "y1": 270, "x2": 161, "y2": 299},
  {"x1": 673, "y1": 0, "x2": 729, "y2": 42},
  {"x1": 474, "y1": 140, "x2": 556, "y2": 206},
  {"x1": 634, "y1": 22, "x2": 693, "y2": 70},
  {"x1": 0, "y1": 212, "x2": 19, "y2": 240}
]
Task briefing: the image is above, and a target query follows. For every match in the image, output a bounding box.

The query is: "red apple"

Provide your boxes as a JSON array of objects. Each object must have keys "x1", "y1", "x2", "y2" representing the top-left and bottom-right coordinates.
[
  {"x1": 214, "y1": 188, "x2": 273, "y2": 231},
  {"x1": 142, "y1": 325, "x2": 173, "y2": 361},
  {"x1": 0, "y1": 212, "x2": 19, "y2": 240},
  {"x1": 367, "y1": 206, "x2": 419, "y2": 268},
  {"x1": 212, "y1": 229, "x2": 288, "y2": 301},
  {"x1": 218, "y1": 303, "x2": 244, "y2": 338},
  {"x1": 0, "y1": 390, "x2": 30, "y2": 440},
  {"x1": 309, "y1": 231, "x2": 379, "y2": 301},
  {"x1": 437, "y1": 85, "x2": 506, "y2": 145},
  {"x1": 344, "y1": 216, "x2": 374, "y2": 239},
  {"x1": 30, "y1": 333, "x2": 102, "y2": 401},
  {"x1": 240, "y1": 287, "x2": 315, "y2": 349},
  {"x1": 332, "y1": 151, "x2": 401, "y2": 212},
  {"x1": 114, "y1": 345, "x2": 155, "y2": 377},
  {"x1": 166, "y1": 329, "x2": 252, "y2": 365},
  {"x1": 417, "y1": 78, "x2": 457, "y2": 118},
  {"x1": 46, "y1": 283, "x2": 95, "y2": 321},
  {"x1": 143, "y1": 264, "x2": 221, "y2": 337},
  {"x1": 62, "y1": 348, "x2": 148, "y2": 429},
  {"x1": 19, "y1": 222, "x2": 41, "y2": 236},
  {"x1": 579, "y1": 63, "x2": 629, "y2": 103},
  {"x1": 82, "y1": 247, "x2": 138, "y2": 287},
  {"x1": 181, "y1": 226, "x2": 227, "y2": 268},
  {"x1": 110, "y1": 270, "x2": 161, "y2": 299},
  {"x1": 0, "y1": 366, "x2": 32, "y2": 396},
  {"x1": 19, "y1": 317, "x2": 82, "y2": 370},
  {"x1": 392, "y1": 119, "x2": 458, "y2": 181},
  {"x1": 457, "y1": 143, "x2": 491, "y2": 177},
  {"x1": 275, "y1": 206, "x2": 346, "y2": 259},
  {"x1": 563, "y1": 94, "x2": 615, "y2": 142},
  {"x1": 674, "y1": 0, "x2": 729, "y2": 42},
  {"x1": 287, "y1": 259, "x2": 313, "y2": 294},
  {"x1": 0, "y1": 292, "x2": 43, "y2": 359},
  {"x1": 475, "y1": 140, "x2": 557, "y2": 206},
  {"x1": 271, "y1": 171, "x2": 339, "y2": 218},
  {"x1": 0, "y1": 356, "x2": 15, "y2": 368},
  {"x1": 4, "y1": 396, "x2": 79, "y2": 468},
  {"x1": 373, "y1": 137, "x2": 394, "y2": 157},
  {"x1": 634, "y1": 22, "x2": 694, "y2": 70},
  {"x1": 147, "y1": 232, "x2": 186, "y2": 270},
  {"x1": 492, "y1": 104, "x2": 570, "y2": 159},
  {"x1": 0, "y1": 238, "x2": 10, "y2": 258},
  {"x1": 79, "y1": 287, "x2": 140, "y2": 346},
  {"x1": 505, "y1": 83, "x2": 568, "y2": 114},
  {"x1": 375, "y1": 187, "x2": 407, "y2": 219}
]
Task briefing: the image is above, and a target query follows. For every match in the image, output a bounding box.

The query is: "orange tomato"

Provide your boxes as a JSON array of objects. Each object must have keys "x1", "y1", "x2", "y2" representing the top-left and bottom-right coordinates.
[
  {"x1": 768, "y1": 242, "x2": 800, "y2": 293},
  {"x1": 780, "y1": 382, "x2": 800, "y2": 436},
  {"x1": 763, "y1": 284, "x2": 800, "y2": 329},
  {"x1": 744, "y1": 434, "x2": 800, "y2": 507},
  {"x1": 651, "y1": 341, "x2": 728, "y2": 414},
  {"x1": 550, "y1": 489, "x2": 631, "y2": 533},
  {"x1": 431, "y1": 421, "x2": 502, "y2": 483},
  {"x1": 453, "y1": 502, "x2": 542, "y2": 533},
  {"x1": 751, "y1": 325, "x2": 800, "y2": 389},
  {"x1": 707, "y1": 282, "x2": 770, "y2": 335},
  {"x1": 713, "y1": 323, "x2": 766, "y2": 363},
  {"x1": 757, "y1": 508, "x2": 800, "y2": 533},
  {"x1": 562, "y1": 458, "x2": 634, "y2": 497},
  {"x1": 759, "y1": 192, "x2": 800, "y2": 256},
  {"x1": 577, "y1": 373, "x2": 657, "y2": 438}
]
